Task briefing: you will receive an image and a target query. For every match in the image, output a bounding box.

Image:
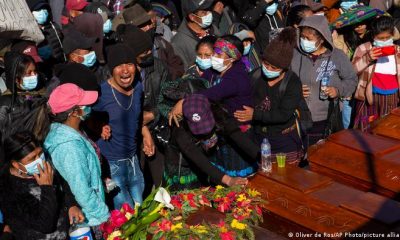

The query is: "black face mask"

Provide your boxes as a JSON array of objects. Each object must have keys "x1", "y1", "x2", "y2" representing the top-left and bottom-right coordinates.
[{"x1": 139, "y1": 54, "x2": 154, "y2": 68}]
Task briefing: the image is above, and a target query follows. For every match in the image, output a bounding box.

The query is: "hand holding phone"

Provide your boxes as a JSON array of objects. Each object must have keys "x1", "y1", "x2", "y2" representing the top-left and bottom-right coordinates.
[{"x1": 377, "y1": 45, "x2": 396, "y2": 57}]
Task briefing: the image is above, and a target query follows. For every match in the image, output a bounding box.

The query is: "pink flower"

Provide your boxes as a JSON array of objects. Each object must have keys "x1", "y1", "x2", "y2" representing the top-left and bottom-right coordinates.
[
  {"x1": 110, "y1": 210, "x2": 128, "y2": 228},
  {"x1": 121, "y1": 203, "x2": 135, "y2": 214},
  {"x1": 100, "y1": 222, "x2": 114, "y2": 234},
  {"x1": 220, "y1": 231, "x2": 235, "y2": 240},
  {"x1": 159, "y1": 219, "x2": 172, "y2": 232},
  {"x1": 217, "y1": 220, "x2": 226, "y2": 228}
]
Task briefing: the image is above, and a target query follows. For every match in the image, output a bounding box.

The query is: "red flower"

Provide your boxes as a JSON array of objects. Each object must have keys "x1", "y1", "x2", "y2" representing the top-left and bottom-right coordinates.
[
  {"x1": 100, "y1": 222, "x2": 114, "y2": 234},
  {"x1": 220, "y1": 231, "x2": 235, "y2": 240},
  {"x1": 199, "y1": 195, "x2": 211, "y2": 206},
  {"x1": 189, "y1": 200, "x2": 197, "y2": 208},
  {"x1": 159, "y1": 219, "x2": 172, "y2": 232},
  {"x1": 113, "y1": 237, "x2": 121, "y2": 240},
  {"x1": 255, "y1": 206, "x2": 262, "y2": 216},
  {"x1": 171, "y1": 196, "x2": 183, "y2": 209},
  {"x1": 110, "y1": 210, "x2": 128, "y2": 228},
  {"x1": 226, "y1": 191, "x2": 236, "y2": 199},
  {"x1": 217, "y1": 220, "x2": 226, "y2": 228},
  {"x1": 121, "y1": 203, "x2": 135, "y2": 214},
  {"x1": 187, "y1": 193, "x2": 195, "y2": 201},
  {"x1": 216, "y1": 197, "x2": 232, "y2": 213}
]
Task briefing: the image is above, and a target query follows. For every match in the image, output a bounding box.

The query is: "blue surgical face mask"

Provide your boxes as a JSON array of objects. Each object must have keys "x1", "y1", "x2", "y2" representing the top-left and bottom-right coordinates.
[
  {"x1": 262, "y1": 64, "x2": 281, "y2": 79},
  {"x1": 373, "y1": 38, "x2": 394, "y2": 47},
  {"x1": 196, "y1": 56, "x2": 212, "y2": 70},
  {"x1": 243, "y1": 44, "x2": 252, "y2": 55},
  {"x1": 79, "y1": 106, "x2": 92, "y2": 121},
  {"x1": 300, "y1": 38, "x2": 319, "y2": 53},
  {"x1": 19, "y1": 153, "x2": 45, "y2": 176},
  {"x1": 103, "y1": 19, "x2": 112, "y2": 34},
  {"x1": 340, "y1": 1, "x2": 357, "y2": 11},
  {"x1": 81, "y1": 51, "x2": 97, "y2": 67},
  {"x1": 32, "y1": 9, "x2": 49, "y2": 25},
  {"x1": 196, "y1": 12, "x2": 213, "y2": 28},
  {"x1": 265, "y1": 2, "x2": 278, "y2": 16},
  {"x1": 21, "y1": 75, "x2": 38, "y2": 91}
]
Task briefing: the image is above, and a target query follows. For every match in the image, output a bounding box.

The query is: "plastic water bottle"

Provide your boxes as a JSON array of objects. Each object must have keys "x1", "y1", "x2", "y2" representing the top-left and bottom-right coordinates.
[
  {"x1": 261, "y1": 138, "x2": 272, "y2": 173},
  {"x1": 320, "y1": 76, "x2": 329, "y2": 100},
  {"x1": 69, "y1": 220, "x2": 93, "y2": 240}
]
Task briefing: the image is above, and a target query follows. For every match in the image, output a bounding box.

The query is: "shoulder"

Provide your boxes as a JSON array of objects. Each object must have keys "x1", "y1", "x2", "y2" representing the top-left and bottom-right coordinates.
[
  {"x1": 287, "y1": 71, "x2": 302, "y2": 88},
  {"x1": 354, "y1": 42, "x2": 372, "y2": 53}
]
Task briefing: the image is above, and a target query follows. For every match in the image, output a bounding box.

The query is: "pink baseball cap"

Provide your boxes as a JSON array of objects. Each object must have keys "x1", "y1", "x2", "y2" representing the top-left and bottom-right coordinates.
[{"x1": 48, "y1": 83, "x2": 98, "y2": 114}]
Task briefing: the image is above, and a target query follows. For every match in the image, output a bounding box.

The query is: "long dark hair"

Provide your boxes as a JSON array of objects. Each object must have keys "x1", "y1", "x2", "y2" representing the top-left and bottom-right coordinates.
[
  {"x1": 4, "y1": 131, "x2": 38, "y2": 163},
  {"x1": 371, "y1": 16, "x2": 395, "y2": 38},
  {"x1": 339, "y1": 20, "x2": 372, "y2": 55},
  {"x1": 286, "y1": 4, "x2": 311, "y2": 27}
]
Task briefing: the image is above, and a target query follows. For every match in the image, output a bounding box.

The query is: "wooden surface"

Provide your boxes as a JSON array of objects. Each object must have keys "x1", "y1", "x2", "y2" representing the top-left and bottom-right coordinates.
[
  {"x1": 248, "y1": 164, "x2": 400, "y2": 239},
  {"x1": 371, "y1": 108, "x2": 400, "y2": 141},
  {"x1": 308, "y1": 129, "x2": 400, "y2": 198}
]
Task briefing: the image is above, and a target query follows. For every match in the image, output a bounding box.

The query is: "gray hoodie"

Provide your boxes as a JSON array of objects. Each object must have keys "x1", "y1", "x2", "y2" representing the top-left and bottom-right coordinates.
[{"x1": 291, "y1": 15, "x2": 357, "y2": 122}]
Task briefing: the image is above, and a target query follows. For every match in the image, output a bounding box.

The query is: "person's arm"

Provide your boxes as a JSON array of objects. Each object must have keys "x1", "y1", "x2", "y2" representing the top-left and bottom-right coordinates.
[
  {"x1": 333, "y1": 51, "x2": 358, "y2": 98},
  {"x1": 253, "y1": 76, "x2": 302, "y2": 124},
  {"x1": 198, "y1": 73, "x2": 238, "y2": 102},
  {"x1": 352, "y1": 44, "x2": 378, "y2": 75},
  {"x1": 241, "y1": 1, "x2": 270, "y2": 29},
  {"x1": 172, "y1": 126, "x2": 225, "y2": 184},
  {"x1": 51, "y1": 141, "x2": 109, "y2": 225}
]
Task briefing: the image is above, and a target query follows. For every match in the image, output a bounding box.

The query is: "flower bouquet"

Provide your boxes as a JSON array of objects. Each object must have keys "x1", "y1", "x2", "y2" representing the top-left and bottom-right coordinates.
[
  {"x1": 100, "y1": 187, "x2": 174, "y2": 240},
  {"x1": 101, "y1": 186, "x2": 265, "y2": 240}
]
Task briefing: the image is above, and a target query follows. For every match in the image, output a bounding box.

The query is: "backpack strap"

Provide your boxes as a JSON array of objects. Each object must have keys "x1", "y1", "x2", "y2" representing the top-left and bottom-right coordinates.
[{"x1": 277, "y1": 70, "x2": 292, "y2": 99}]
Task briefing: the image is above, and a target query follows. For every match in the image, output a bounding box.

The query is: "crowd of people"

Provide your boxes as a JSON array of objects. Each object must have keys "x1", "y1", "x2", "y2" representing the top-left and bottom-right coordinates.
[{"x1": 0, "y1": 0, "x2": 399, "y2": 239}]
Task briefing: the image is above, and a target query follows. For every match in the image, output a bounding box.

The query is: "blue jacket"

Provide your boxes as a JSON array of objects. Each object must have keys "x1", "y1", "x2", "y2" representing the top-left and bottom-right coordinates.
[{"x1": 44, "y1": 123, "x2": 109, "y2": 226}]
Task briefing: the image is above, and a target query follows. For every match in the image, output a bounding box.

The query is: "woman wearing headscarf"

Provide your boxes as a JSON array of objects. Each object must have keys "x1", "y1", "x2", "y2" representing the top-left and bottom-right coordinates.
[{"x1": 169, "y1": 35, "x2": 257, "y2": 177}]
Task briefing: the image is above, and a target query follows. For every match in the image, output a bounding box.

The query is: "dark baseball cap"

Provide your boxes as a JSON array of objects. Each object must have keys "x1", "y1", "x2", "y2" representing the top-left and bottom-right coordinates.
[{"x1": 182, "y1": 0, "x2": 214, "y2": 16}]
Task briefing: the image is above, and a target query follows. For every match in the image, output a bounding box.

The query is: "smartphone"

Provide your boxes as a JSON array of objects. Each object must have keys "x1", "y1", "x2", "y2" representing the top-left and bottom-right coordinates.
[{"x1": 377, "y1": 45, "x2": 396, "y2": 57}]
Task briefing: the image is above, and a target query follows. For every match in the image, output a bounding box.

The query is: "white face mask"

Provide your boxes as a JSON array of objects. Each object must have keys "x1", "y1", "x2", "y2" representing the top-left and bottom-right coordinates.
[
  {"x1": 211, "y1": 56, "x2": 228, "y2": 72},
  {"x1": 194, "y1": 12, "x2": 213, "y2": 28}
]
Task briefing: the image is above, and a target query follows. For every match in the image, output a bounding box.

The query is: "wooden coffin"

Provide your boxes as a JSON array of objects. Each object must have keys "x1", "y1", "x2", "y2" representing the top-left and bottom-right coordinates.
[
  {"x1": 371, "y1": 108, "x2": 400, "y2": 141},
  {"x1": 248, "y1": 164, "x2": 400, "y2": 239},
  {"x1": 308, "y1": 129, "x2": 400, "y2": 199}
]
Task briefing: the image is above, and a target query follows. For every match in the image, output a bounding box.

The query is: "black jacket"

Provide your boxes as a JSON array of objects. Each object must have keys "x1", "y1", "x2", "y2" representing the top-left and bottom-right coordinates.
[
  {"x1": 154, "y1": 36, "x2": 184, "y2": 81},
  {"x1": 0, "y1": 172, "x2": 78, "y2": 240},
  {"x1": 142, "y1": 58, "x2": 171, "y2": 129},
  {"x1": 40, "y1": 21, "x2": 65, "y2": 63},
  {"x1": 250, "y1": 68, "x2": 302, "y2": 137},
  {"x1": 241, "y1": 1, "x2": 284, "y2": 54}
]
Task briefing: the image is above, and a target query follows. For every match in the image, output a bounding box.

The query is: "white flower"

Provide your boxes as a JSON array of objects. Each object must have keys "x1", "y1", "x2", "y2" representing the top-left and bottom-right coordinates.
[{"x1": 154, "y1": 187, "x2": 174, "y2": 210}]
